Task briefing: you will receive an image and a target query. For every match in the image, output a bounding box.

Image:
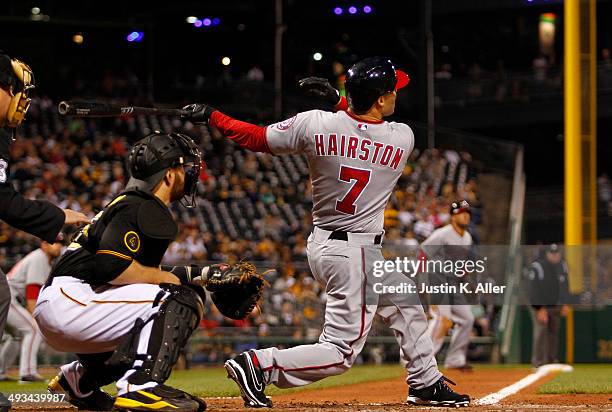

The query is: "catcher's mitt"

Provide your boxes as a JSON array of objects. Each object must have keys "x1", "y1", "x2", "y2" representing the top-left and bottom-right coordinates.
[{"x1": 203, "y1": 262, "x2": 268, "y2": 320}]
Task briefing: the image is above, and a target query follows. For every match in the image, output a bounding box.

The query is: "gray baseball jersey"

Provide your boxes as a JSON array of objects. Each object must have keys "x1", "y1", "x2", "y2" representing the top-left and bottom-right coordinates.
[
  {"x1": 7, "y1": 249, "x2": 51, "y2": 301},
  {"x1": 421, "y1": 224, "x2": 472, "y2": 256},
  {"x1": 251, "y1": 109, "x2": 442, "y2": 391},
  {"x1": 266, "y1": 110, "x2": 414, "y2": 233}
]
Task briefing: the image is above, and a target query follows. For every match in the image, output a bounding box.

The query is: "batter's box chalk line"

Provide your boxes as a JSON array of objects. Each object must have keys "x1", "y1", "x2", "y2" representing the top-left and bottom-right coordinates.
[{"x1": 475, "y1": 363, "x2": 573, "y2": 406}]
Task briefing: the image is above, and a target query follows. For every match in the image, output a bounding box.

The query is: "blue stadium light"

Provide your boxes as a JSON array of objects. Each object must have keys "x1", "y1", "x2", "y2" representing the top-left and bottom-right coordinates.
[
  {"x1": 212, "y1": 17, "x2": 221, "y2": 25},
  {"x1": 333, "y1": 7, "x2": 343, "y2": 15},
  {"x1": 348, "y1": 6, "x2": 358, "y2": 14},
  {"x1": 126, "y1": 31, "x2": 144, "y2": 42},
  {"x1": 363, "y1": 5, "x2": 372, "y2": 13},
  {"x1": 203, "y1": 18, "x2": 212, "y2": 26},
  {"x1": 194, "y1": 19, "x2": 203, "y2": 27}
]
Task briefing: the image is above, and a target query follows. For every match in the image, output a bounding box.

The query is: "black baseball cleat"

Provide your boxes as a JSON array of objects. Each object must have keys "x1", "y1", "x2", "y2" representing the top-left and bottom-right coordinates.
[
  {"x1": 19, "y1": 373, "x2": 46, "y2": 383},
  {"x1": 114, "y1": 384, "x2": 206, "y2": 412},
  {"x1": 225, "y1": 350, "x2": 273, "y2": 408},
  {"x1": 48, "y1": 371, "x2": 115, "y2": 411},
  {"x1": 407, "y1": 376, "x2": 470, "y2": 408}
]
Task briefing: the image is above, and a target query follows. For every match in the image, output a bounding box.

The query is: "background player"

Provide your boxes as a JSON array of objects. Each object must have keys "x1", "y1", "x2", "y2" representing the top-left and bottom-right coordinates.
[
  {"x1": 0, "y1": 234, "x2": 64, "y2": 382},
  {"x1": 422, "y1": 200, "x2": 475, "y2": 371},
  {"x1": 0, "y1": 50, "x2": 89, "y2": 412},
  {"x1": 36, "y1": 132, "x2": 208, "y2": 412},
  {"x1": 183, "y1": 57, "x2": 470, "y2": 408}
]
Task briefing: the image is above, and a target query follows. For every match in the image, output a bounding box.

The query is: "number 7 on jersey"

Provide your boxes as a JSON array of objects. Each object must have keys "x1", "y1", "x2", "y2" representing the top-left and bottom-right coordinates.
[{"x1": 335, "y1": 165, "x2": 372, "y2": 215}]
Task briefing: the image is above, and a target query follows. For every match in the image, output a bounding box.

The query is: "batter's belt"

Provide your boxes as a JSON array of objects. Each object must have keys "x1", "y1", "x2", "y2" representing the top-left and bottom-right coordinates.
[{"x1": 312, "y1": 226, "x2": 384, "y2": 245}]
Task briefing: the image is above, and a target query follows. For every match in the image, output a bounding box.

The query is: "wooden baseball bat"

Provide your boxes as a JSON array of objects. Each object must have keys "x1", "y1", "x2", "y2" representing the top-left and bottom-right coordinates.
[{"x1": 57, "y1": 101, "x2": 187, "y2": 117}]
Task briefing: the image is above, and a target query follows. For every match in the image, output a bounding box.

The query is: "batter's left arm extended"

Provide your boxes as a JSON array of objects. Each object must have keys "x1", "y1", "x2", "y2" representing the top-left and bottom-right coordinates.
[{"x1": 181, "y1": 104, "x2": 272, "y2": 153}]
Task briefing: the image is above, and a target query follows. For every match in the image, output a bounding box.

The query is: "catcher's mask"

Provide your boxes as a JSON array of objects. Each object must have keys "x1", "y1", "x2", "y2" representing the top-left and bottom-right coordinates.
[
  {"x1": 0, "y1": 52, "x2": 35, "y2": 129},
  {"x1": 126, "y1": 131, "x2": 203, "y2": 207}
]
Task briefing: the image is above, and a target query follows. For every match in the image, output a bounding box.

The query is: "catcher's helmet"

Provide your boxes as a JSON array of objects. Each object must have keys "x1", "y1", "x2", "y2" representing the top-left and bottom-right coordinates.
[
  {"x1": 126, "y1": 131, "x2": 202, "y2": 207},
  {"x1": 344, "y1": 57, "x2": 410, "y2": 113},
  {"x1": 450, "y1": 200, "x2": 471, "y2": 215}
]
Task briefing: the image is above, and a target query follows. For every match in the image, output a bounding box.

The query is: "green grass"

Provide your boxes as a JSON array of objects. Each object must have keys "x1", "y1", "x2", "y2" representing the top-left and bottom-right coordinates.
[
  {"x1": 0, "y1": 364, "x2": 405, "y2": 397},
  {"x1": 538, "y1": 364, "x2": 612, "y2": 394}
]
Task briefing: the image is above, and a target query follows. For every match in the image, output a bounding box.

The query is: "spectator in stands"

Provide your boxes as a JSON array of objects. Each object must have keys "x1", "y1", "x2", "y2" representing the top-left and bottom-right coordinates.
[
  {"x1": 494, "y1": 60, "x2": 509, "y2": 103},
  {"x1": 532, "y1": 54, "x2": 549, "y2": 83},
  {"x1": 467, "y1": 63, "x2": 483, "y2": 99},
  {"x1": 402, "y1": 229, "x2": 420, "y2": 247},
  {"x1": 601, "y1": 48, "x2": 612, "y2": 70},
  {"x1": 598, "y1": 174, "x2": 611, "y2": 216},
  {"x1": 246, "y1": 65, "x2": 264, "y2": 82}
]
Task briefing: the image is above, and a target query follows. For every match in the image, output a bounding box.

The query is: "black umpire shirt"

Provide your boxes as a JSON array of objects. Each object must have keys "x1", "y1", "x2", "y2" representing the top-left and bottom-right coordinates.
[
  {"x1": 0, "y1": 127, "x2": 65, "y2": 243},
  {"x1": 48, "y1": 189, "x2": 178, "y2": 286},
  {"x1": 526, "y1": 256, "x2": 570, "y2": 309}
]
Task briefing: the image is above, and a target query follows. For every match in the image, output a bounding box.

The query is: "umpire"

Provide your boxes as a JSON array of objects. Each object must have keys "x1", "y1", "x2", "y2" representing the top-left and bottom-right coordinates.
[
  {"x1": 0, "y1": 51, "x2": 89, "y2": 411},
  {"x1": 526, "y1": 244, "x2": 570, "y2": 367}
]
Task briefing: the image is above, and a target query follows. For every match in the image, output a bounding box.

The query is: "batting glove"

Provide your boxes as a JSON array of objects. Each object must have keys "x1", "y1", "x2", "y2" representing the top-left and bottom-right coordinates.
[
  {"x1": 298, "y1": 77, "x2": 341, "y2": 106},
  {"x1": 181, "y1": 103, "x2": 216, "y2": 124}
]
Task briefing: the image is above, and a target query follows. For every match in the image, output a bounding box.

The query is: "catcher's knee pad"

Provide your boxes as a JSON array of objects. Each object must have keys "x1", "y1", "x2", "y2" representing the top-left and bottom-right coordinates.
[{"x1": 127, "y1": 284, "x2": 204, "y2": 385}]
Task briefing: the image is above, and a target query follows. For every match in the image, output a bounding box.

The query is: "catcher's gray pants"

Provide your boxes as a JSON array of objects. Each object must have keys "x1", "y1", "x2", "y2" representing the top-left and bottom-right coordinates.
[
  {"x1": 0, "y1": 270, "x2": 10, "y2": 341},
  {"x1": 529, "y1": 306, "x2": 561, "y2": 367},
  {"x1": 253, "y1": 227, "x2": 441, "y2": 390}
]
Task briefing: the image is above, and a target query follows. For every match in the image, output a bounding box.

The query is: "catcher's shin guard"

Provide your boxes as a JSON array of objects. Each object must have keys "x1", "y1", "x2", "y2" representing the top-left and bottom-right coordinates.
[{"x1": 107, "y1": 284, "x2": 204, "y2": 385}]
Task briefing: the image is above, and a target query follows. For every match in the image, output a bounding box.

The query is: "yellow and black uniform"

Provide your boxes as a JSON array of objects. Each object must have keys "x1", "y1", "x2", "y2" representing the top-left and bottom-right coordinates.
[{"x1": 48, "y1": 189, "x2": 177, "y2": 286}]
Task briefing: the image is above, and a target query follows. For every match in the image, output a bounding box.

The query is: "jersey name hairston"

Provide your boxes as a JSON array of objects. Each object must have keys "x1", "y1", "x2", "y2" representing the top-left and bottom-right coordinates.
[{"x1": 314, "y1": 133, "x2": 405, "y2": 170}]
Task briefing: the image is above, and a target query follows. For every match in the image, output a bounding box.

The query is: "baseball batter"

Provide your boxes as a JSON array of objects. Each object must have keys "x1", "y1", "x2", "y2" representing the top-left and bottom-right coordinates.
[
  {"x1": 422, "y1": 200, "x2": 475, "y2": 371},
  {"x1": 183, "y1": 57, "x2": 470, "y2": 407},
  {"x1": 0, "y1": 236, "x2": 63, "y2": 381}
]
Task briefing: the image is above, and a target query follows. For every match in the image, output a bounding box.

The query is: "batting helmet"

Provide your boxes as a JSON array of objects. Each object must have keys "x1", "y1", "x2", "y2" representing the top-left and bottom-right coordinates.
[
  {"x1": 450, "y1": 200, "x2": 471, "y2": 215},
  {"x1": 344, "y1": 57, "x2": 410, "y2": 113},
  {"x1": 126, "y1": 131, "x2": 203, "y2": 207},
  {"x1": 0, "y1": 51, "x2": 35, "y2": 128}
]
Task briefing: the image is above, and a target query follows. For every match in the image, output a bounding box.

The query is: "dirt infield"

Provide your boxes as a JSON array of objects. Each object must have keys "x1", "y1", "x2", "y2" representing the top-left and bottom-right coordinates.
[
  {"x1": 210, "y1": 367, "x2": 612, "y2": 411},
  {"x1": 10, "y1": 368, "x2": 612, "y2": 411}
]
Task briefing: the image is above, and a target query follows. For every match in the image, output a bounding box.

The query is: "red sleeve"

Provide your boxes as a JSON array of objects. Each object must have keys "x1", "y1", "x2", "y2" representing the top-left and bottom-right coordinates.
[
  {"x1": 209, "y1": 111, "x2": 272, "y2": 154},
  {"x1": 25, "y1": 284, "x2": 42, "y2": 300},
  {"x1": 335, "y1": 96, "x2": 349, "y2": 112}
]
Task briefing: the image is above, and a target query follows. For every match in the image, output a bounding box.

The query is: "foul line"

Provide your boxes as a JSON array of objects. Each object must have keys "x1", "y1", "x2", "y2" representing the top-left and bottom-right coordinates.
[{"x1": 475, "y1": 364, "x2": 573, "y2": 406}]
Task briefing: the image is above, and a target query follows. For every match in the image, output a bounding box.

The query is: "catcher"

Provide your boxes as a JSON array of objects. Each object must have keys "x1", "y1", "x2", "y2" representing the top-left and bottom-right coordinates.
[{"x1": 34, "y1": 132, "x2": 265, "y2": 412}]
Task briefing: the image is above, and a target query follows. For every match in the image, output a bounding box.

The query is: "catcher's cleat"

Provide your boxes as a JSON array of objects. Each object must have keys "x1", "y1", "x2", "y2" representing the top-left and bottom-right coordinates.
[
  {"x1": 407, "y1": 376, "x2": 470, "y2": 408},
  {"x1": 48, "y1": 372, "x2": 115, "y2": 411},
  {"x1": 225, "y1": 351, "x2": 272, "y2": 408},
  {"x1": 114, "y1": 384, "x2": 205, "y2": 412}
]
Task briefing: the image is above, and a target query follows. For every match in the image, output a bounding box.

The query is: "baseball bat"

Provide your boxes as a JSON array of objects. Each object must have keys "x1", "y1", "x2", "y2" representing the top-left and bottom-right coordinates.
[{"x1": 57, "y1": 101, "x2": 187, "y2": 117}]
